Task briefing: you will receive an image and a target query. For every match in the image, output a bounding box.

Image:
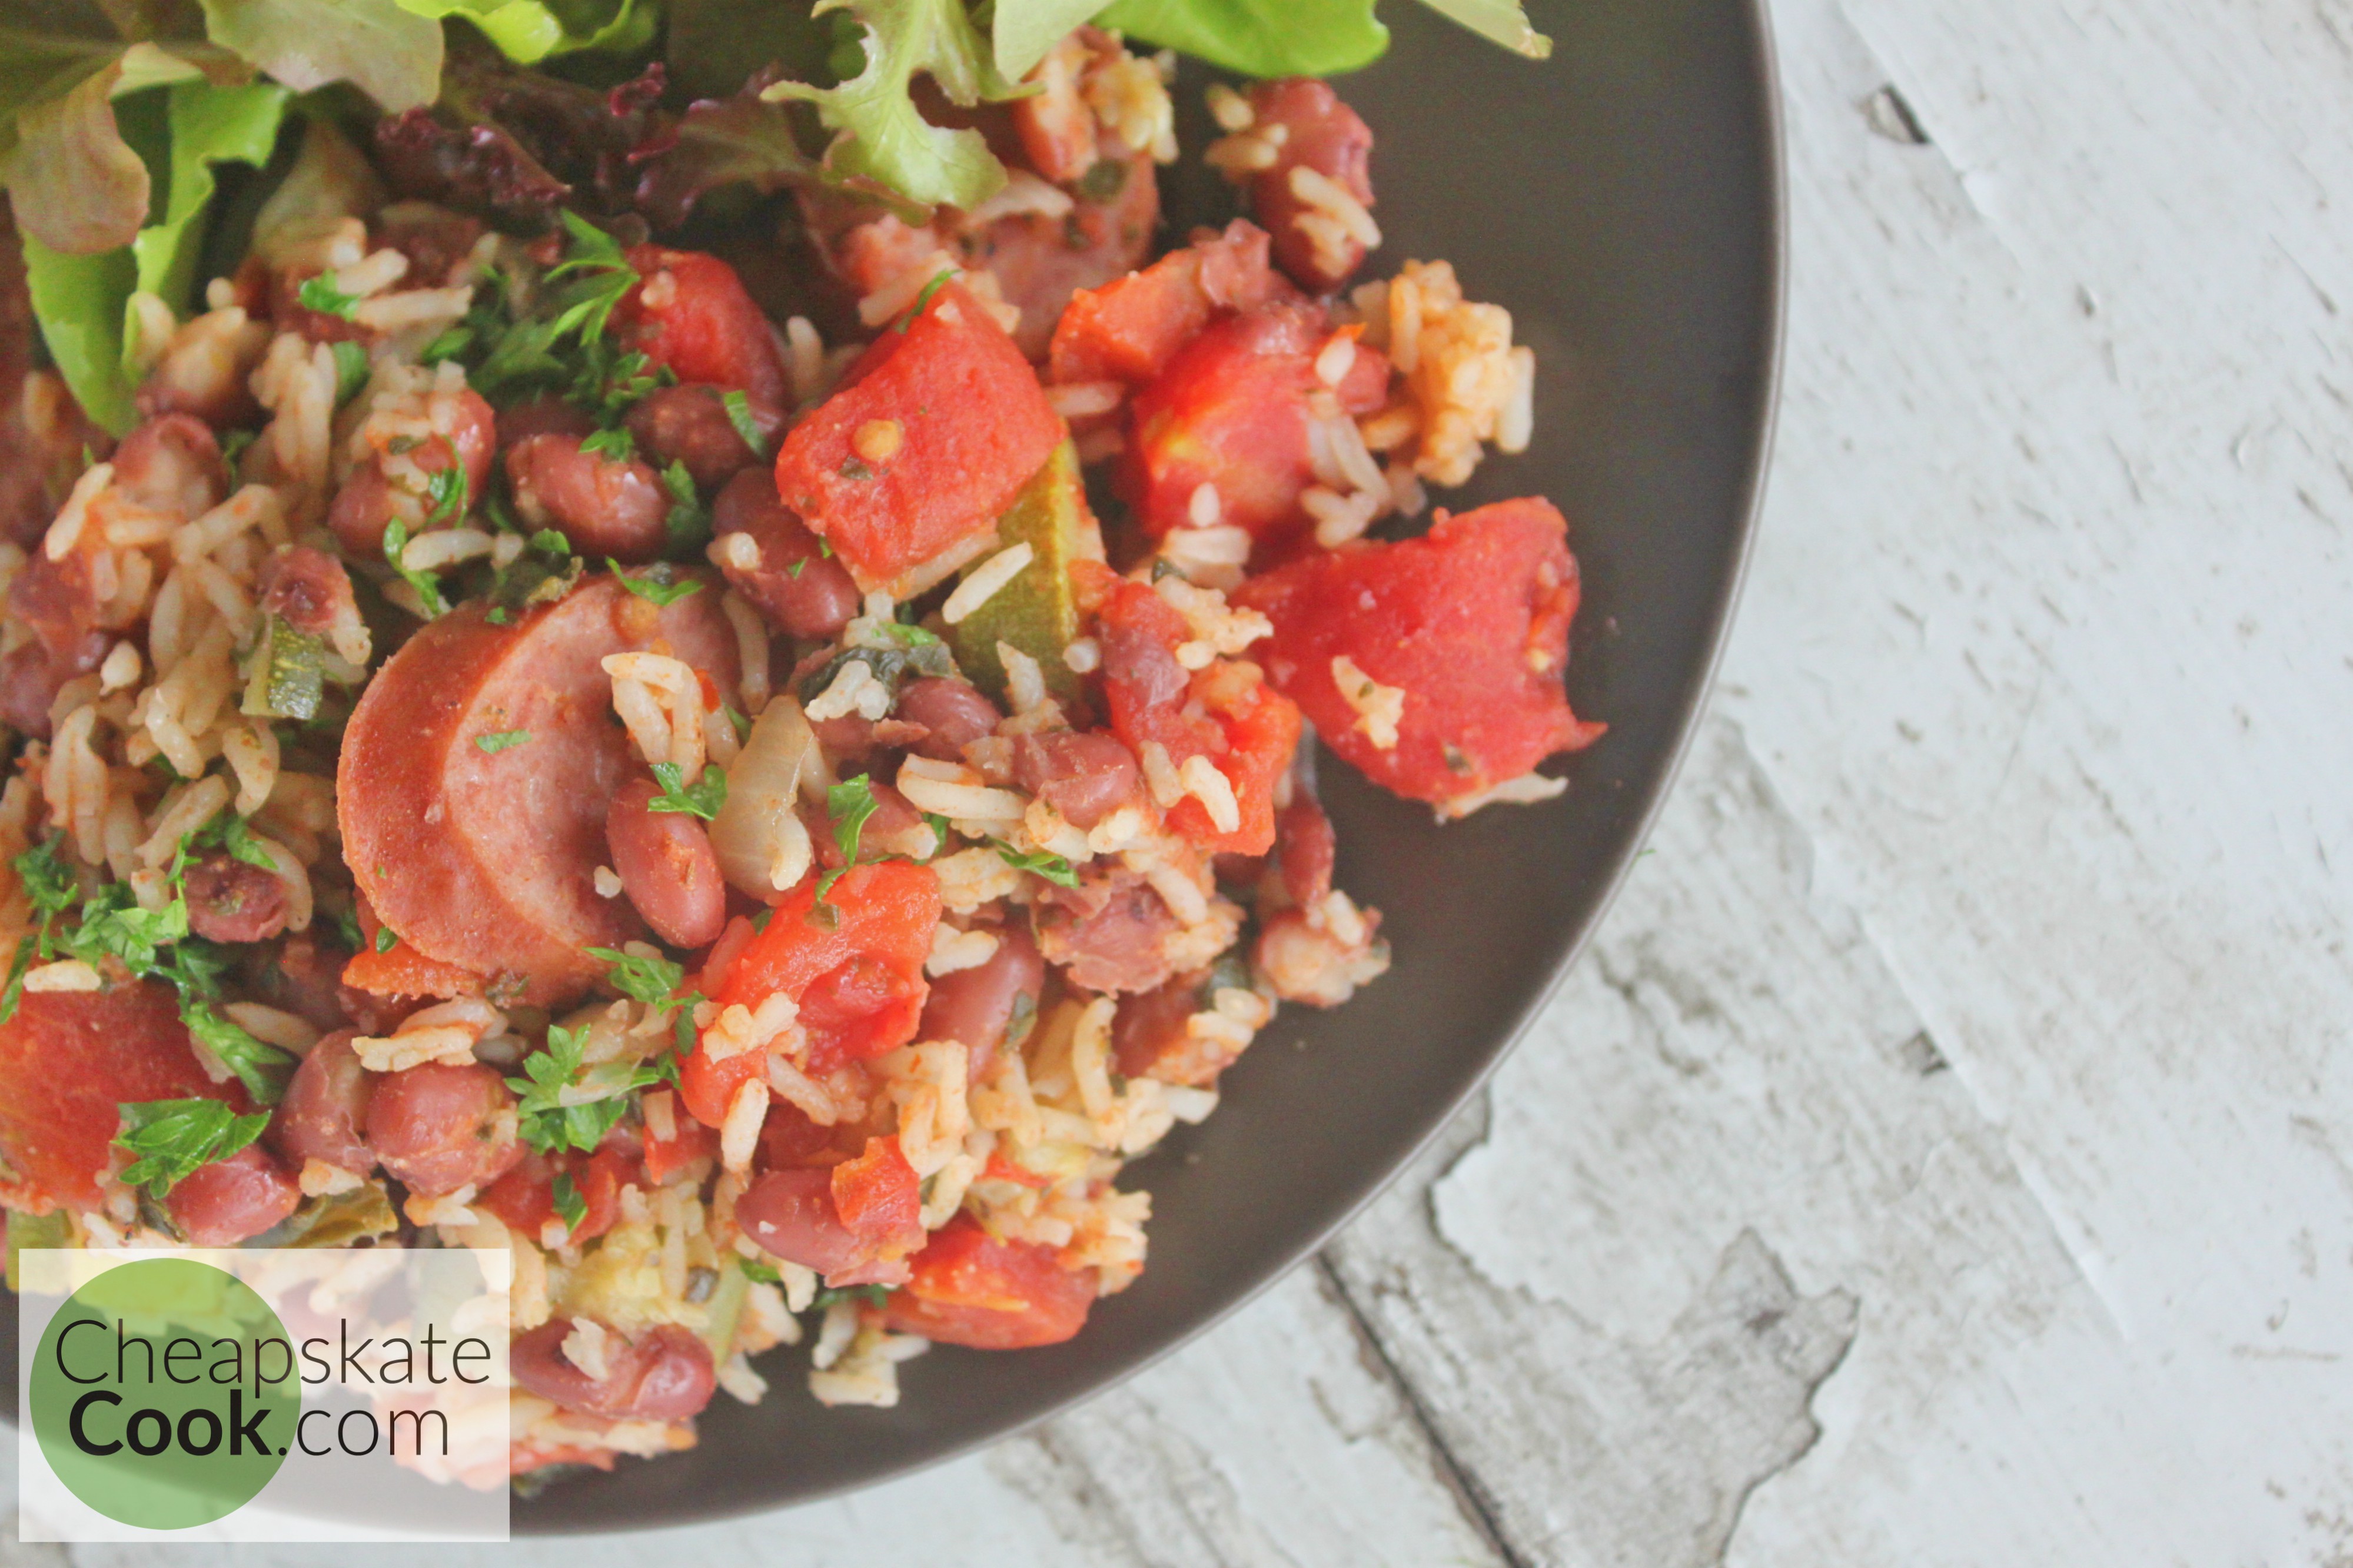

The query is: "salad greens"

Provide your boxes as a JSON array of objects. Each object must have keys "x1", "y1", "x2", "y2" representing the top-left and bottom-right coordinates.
[{"x1": 8, "y1": 0, "x2": 1547, "y2": 431}]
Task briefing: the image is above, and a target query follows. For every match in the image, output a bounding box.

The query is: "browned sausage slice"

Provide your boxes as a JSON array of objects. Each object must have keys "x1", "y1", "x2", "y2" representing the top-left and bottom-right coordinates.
[{"x1": 337, "y1": 576, "x2": 739, "y2": 1005}]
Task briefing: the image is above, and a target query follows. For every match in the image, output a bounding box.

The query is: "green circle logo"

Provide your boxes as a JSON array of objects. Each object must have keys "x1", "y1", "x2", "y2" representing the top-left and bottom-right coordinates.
[{"x1": 29, "y1": 1257, "x2": 299, "y2": 1529}]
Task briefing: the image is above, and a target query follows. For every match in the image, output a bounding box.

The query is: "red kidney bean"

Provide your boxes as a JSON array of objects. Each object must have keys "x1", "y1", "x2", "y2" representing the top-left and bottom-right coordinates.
[
  {"x1": 624, "y1": 383, "x2": 782, "y2": 491},
  {"x1": 328, "y1": 390, "x2": 496, "y2": 555},
  {"x1": 898, "y1": 677, "x2": 1001, "y2": 762},
  {"x1": 918, "y1": 921, "x2": 1043, "y2": 1080},
  {"x1": 606, "y1": 775, "x2": 727, "y2": 949},
  {"x1": 735, "y1": 1167, "x2": 865, "y2": 1277},
  {"x1": 1012, "y1": 731, "x2": 1141, "y2": 829},
  {"x1": 241, "y1": 936, "x2": 355, "y2": 1033},
  {"x1": 495, "y1": 395, "x2": 597, "y2": 451},
  {"x1": 364, "y1": 1061, "x2": 522, "y2": 1197},
  {"x1": 268, "y1": 1029, "x2": 375, "y2": 1174},
  {"x1": 711, "y1": 468, "x2": 860, "y2": 639},
  {"x1": 256, "y1": 546, "x2": 358, "y2": 637},
  {"x1": 111, "y1": 414, "x2": 227, "y2": 517},
  {"x1": 0, "y1": 632, "x2": 105, "y2": 738},
  {"x1": 182, "y1": 852, "x2": 290, "y2": 944},
  {"x1": 1034, "y1": 868, "x2": 1182, "y2": 995},
  {"x1": 167, "y1": 1144, "x2": 300, "y2": 1246},
  {"x1": 508, "y1": 1318, "x2": 716, "y2": 1420},
  {"x1": 1245, "y1": 78, "x2": 1377, "y2": 294},
  {"x1": 1099, "y1": 616, "x2": 1188, "y2": 709},
  {"x1": 505, "y1": 433, "x2": 669, "y2": 562}
]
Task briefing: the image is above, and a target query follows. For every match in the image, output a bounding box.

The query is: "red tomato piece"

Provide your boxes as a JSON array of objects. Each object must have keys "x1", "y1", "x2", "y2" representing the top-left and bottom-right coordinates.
[
  {"x1": 829, "y1": 1134, "x2": 923, "y2": 1265},
  {"x1": 0, "y1": 982, "x2": 238, "y2": 1214},
  {"x1": 478, "y1": 1145, "x2": 636, "y2": 1244},
  {"x1": 641, "y1": 1102, "x2": 718, "y2": 1185},
  {"x1": 1117, "y1": 303, "x2": 1388, "y2": 554},
  {"x1": 1232, "y1": 498, "x2": 1607, "y2": 804},
  {"x1": 1095, "y1": 581, "x2": 1300, "y2": 856},
  {"x1": 677, "y1": 861, "x2": 941, "y2": 1127},
  {"x1": 1048, "y1": 220, "x2": 1292, "y2": 388},
  {"x1": 772, "y1": 283, "x2": 1063, "y2": 593},
  {"x1": 614, "y1": 247, "x2": 788, "y2": 406},
  {"x1": 880, "y1": 1214, "x2": 1096, "y2": 1350}
]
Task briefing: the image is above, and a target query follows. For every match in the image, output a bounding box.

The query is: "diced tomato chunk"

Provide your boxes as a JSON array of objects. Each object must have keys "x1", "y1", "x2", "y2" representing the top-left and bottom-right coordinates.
[
  {"x1": 1117, "y1": 303, "x2": 1387, "y2": 556},
  {"x1": 1232, "y1": 498, "x2": 1606, "y2": 804},
  {"x1": 339, "y1": 939, "x2": 483, "y2": 1002},
  {"x1": 1048, "y1": 220, "x2": 1291, "y2": 387},
  {"x1": 641, "y1": 1101, "x2": 718, "y2": 1185},
  {"x1": 830, "y1": 1134, "x2": 924, "y2": 1263},
  {"x1": 773, "y1": 283, "x2": 1063, "y2": 593},
  {"x1": 677, "y1": 861, "x2": 940, "y2": 1127},
  {"x1": 880, "y1": 1214, "x2": 1096, "y2": 1350},
  {"x1": 1095, "y1": 581, "x2": 1300, "y2": 856},
  {"x1": 614, "y1": 246, "x2": 788, "y2": 406},
  {"x1": 0, "y1": 982, "x2": 240, "y2": 1214},
  {"x1": 478, "y1": 1145, "x2": 636, "y2": 1244}
]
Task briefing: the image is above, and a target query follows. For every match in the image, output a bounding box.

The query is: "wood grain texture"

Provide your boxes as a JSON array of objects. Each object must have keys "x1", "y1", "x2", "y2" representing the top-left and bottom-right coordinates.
[{"x1": 16, "y1": 0, "x2": 2348, "y2": 1561}]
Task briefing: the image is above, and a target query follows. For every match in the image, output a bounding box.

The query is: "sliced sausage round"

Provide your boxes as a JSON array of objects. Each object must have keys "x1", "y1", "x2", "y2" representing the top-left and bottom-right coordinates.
[{"x1": 337, "y1": 575, "x2": 739, "y2": 1004}]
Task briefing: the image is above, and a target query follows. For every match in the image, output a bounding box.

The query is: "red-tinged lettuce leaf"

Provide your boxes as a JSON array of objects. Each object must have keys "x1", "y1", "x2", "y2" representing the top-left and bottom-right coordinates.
[
  {"x1": 373, "y1": 53, "x2": 660, "y2": 229},
  {"x1": 4, "y1": 55, "x2": 165, "y2": 257},
  {"x1": 633, "y1": 89, "x2": 826, "y2": 231},
  {"x1": 197, "y1": 0, "x2": 444, "y2": 112},
  {"x1": 761, "y1": 0, "x2": 1029, "y2": 214}
]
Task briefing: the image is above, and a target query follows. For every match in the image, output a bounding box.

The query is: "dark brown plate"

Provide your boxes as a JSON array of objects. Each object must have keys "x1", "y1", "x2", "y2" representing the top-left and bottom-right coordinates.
[
  {"x1": 1, "y1": 0, "x2": 1782, "y2": 1530},
  {"x1": 518, "y1": 0, "x2": 1782, "y2": 1529}
]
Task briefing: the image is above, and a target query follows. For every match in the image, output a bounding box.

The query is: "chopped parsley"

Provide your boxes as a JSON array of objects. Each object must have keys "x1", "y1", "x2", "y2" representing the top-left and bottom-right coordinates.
[
  {"x1": 380, "y1": 517, "x2": 451, "y2": 618},
  {"x1": 647, "y1": 762, "x2": 727, "y2": 820},
  {"x1": 828, "y1": 775, "x2": 880, "y2": 865},
  {"x1": 838, "y1": 457, "x2": 874, "y2": 481},
  {"x1": 811, "y1": 1283, "x2": 893, "y2": 1310},
  {"x1": 880, "y1": 620, "x2": 939, "y2": 648},
  {"x1": 994, "y1": 842, "x2": 1079, "y2": 888},
  {"x1": 507, "y1": 1022, "x2": 663, "y2": 1155},
  {"x1": 585, "y1": 946, "x2": 707, "y2": 1060},
  {"x1": 660, "y1": 461, "x2": 711, "y2": 551},
  {"x1": 899, "y1": 271, "x2": 955, "y2": 330},
  {"x1": 188, "y1": 810, "x2": 277, "y2": 873},
  {"x1": 739, "y1": 1258, "x2": 783, "y2": 1286},
  {"x1": 297, "y1": 274, "x2": 360, "y2": 321},
  {"x1": 114, "y1": 1098, "x2": 270, "y2": 1201},
  {"x1": 550, "y1": 1171, "x2": 589, "y2": 1234},
  {"x1": 722, "y1": 390, "x2": 767, "y2": 456},
  {"x1": 611, "y1": 560, "x2": 704, "y2": 607},
  {"x1": 331, "y1": 340, "x2": 371, "y2": 404},
  {"x1": 474, "y1": 729, "x2": 531, "y2": 754},
  {"x1": 580, "y1": 426, "x2": 636, "y2": 463},
  {"x1": 530, "y1": 529, "x2": 572, "y2": 559},
  {"x1": 425, "y1": 460, "x2": 470, "y2": 527},
  {"x1": 374, "y1": 925, "x2": 398, "y2": 954}
]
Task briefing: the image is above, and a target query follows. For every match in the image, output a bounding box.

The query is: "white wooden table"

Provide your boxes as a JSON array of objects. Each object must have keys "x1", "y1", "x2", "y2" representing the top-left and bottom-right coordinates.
[{"x1": 12, "y1": 0, "x2": 2351, "y2": 1560}]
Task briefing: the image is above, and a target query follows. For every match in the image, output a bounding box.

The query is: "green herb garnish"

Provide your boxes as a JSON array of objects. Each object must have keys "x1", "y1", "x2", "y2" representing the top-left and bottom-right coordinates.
[
  {"x1": 993, "y1": 842, "x2": 1080, "y2": 888},
  {"x1": 647, "y1": 762, "x2": 727, "y2": 820},
  {"x1": 114, "y1": 1098, "x2": 271, "y2": 1201},
  {"x1": 474, "y1": 730, "x2": 531, "y2": 754},
  {"x1": 297, "y1": 274, "x2": 361, "y2": 321}
]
